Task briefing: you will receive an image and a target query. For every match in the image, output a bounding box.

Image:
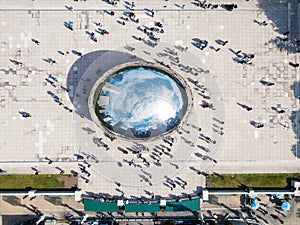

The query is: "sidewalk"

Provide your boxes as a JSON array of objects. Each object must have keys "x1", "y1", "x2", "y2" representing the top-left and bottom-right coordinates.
[
  {"x1": 201, "y1": 194, "x2": 300, "y2": 225},
  {"x1": 0, "y1": 195, "x2": 84, "y2": 225}
]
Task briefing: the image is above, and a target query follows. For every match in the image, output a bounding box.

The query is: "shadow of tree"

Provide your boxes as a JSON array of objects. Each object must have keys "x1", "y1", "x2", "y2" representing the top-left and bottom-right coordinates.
[
  {"x1": 217, "y1": 202, "x2": 240, "y2": 217},
  {"x1": 207, "y1": 195, "x2": 218, "y2": 205},
  {"x1": 2, "y1": 196, "x2": 21, "y2": 206},
  {"x1": 257, "y1": 0, "x2": 299, "y2": 53},
  {"x1": 20, "y1": 204, "x2": 38, "y2": 214},
  {"x1": 43, "y1": 196, "x2": 62, "y2": 205},
  {"x1": 1, "y1": 215, "x2": 38, "y2": 225},
  {"x1": 289, "y1": 108, "x2": 300, "y2": 158},
  {"x1": 61, "y1": 203, "x2": 84, "y2": 217},
  {"x1": 238, "y1": 184, "x2": 249, "y2": 191}
]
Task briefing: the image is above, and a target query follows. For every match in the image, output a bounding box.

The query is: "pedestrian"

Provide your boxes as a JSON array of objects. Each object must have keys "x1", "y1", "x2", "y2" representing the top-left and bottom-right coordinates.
[
  {"x1": 244, "y1": 105, "x2": 252, "y2": 111},
  {"x1": 34, "y1": 207, "x2": 39, "y2": 214},
  {"x1": 222, "y1": 40, "x2": 228, "y2": 46},
  {"x1": 289, "y1": 62, "x2": 299, "y2": 68},
  {"x1": 32, "y1": 38, "x2": 40, "y2": 46},
  {"x1": 264, "y1": 204, "x2": 269, "y2": 210},
  {"x1": 21, "y1": 111, "x2": 32, "y2": 118},
  {"x1": 151, "y1": 193, "x2": 154, "y2": 199},
  {"x1": 68, "y1": 21, "x2": 74, "y2": 29},
  {"x1": 256, "y1": 123, "x2": 264, "y2": 128},
  {"x1": 151, "y1": 10, "x2": 154, "y2": 17}
]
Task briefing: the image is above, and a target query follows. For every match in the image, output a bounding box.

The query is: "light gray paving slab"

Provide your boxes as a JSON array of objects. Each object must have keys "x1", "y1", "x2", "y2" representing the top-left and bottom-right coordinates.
[{"x1": 0, "y1": 0, "x2": 298, "y2": 200}]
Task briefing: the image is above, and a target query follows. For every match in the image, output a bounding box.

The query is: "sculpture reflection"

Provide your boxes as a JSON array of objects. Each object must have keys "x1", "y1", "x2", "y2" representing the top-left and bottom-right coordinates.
[{"x1": 96, "y1": 67, "x2": 188, "y2": 139}]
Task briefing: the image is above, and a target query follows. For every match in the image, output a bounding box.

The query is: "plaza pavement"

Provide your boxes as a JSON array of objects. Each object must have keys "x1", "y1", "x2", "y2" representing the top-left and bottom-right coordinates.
[
  {"x1": 0, "y1": 195, "x2": 84, "y2": 225},
  {"x1": 201, "y1": 194, "x2": 300, "y2": 225},
  {"x1": 0, "y1": 0, "x2": 299, "y2": 207}
]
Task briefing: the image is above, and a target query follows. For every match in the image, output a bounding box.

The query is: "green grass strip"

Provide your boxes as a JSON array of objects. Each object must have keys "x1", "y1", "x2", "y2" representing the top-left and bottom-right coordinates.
[
  {"x1": 206, "y1": 173, "x2": 300, "y2": 188},
  {"x1": 0, "y1": 174, "x2": 70, "y2": 189}
]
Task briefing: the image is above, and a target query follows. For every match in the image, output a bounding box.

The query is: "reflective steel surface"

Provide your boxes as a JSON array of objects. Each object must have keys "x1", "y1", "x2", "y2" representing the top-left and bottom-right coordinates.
[{"x1": 96, "y1": 67, "x2": 188, "y2": 138}]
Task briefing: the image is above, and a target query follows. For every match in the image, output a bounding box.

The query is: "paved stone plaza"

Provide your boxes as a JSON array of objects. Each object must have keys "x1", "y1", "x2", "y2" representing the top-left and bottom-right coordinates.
[{"x1": 0, "y1": 0, "x2": 299, "y2": 200}]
